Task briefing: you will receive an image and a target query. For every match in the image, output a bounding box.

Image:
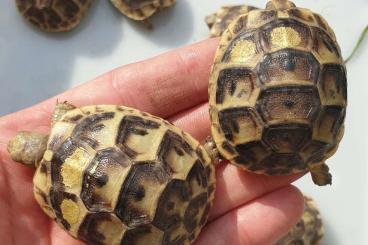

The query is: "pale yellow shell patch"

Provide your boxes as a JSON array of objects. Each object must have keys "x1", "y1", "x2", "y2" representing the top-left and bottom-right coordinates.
[
  {"x1": 229, "y1": 40, "x2": 256, "y2": 62},
  {"x1": 271, "y1": 27, "x2": 301, "y2": 48},
  {"x1": 61, "y1": 199, "x2": 80, "y2": 225},
  {"x1": 61, "y1": 148, "x2": 91, "y2": 188}
]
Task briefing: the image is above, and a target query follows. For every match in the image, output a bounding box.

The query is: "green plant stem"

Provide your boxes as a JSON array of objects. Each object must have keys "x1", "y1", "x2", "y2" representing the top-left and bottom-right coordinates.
[{"x1": 344, "y1": 25, "x2": 368, "y2": 64}]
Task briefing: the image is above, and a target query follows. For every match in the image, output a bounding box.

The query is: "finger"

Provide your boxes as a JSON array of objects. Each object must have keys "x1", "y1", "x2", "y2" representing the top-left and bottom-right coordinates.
[
  {"x1": 0, "y1": 38, "x2": 218, "y2": 135},
  {"x1": 170, "y1": 103, "x2": 303, "y2": 221},
  {"x1": 169, "y1": 102, "x2": 210, "y2": 143},
  {"x1": 195, "y1": 185, "x2": 304, "y2": 245}
]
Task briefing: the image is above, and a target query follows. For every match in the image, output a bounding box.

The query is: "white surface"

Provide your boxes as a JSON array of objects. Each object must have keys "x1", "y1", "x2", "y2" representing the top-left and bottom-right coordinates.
[{"x1": 0, "y1": 0, "x2": 367, "y2": 244}]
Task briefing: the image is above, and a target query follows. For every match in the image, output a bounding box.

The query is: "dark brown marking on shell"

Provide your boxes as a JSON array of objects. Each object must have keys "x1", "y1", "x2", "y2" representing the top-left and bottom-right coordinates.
[
  {"x1": 301, "y1": 141, "x2": 329, "y2": 163},
  {"x1": 35, "y1": 186, "x2": 49, "y2": 205},
  {"x1": 234, "y1": 141, "x2": 270, "y2": 167},
  {"x1": 120, "y1": 225, "x2": 152, "y2": 244},
  {"x1": 51, "y1": 138, "x2": 78, "y2": 188},
  {"x1": 72, "y1": 112, "x2": 115, "y2": 139},
  {"x1": 313, "y1": 14, "x2": 328, "y2": 33},
  {"x1": 260, "y1": 153, "x2": 306, "y2": 173},
  {"x1": 187, "y1": 161, "x2": 208, "y2": 190},
  {"x1": 313, "y1": 28, "x2": 341, "y2": 57},
  {"x1": 78, "y1": 213, "x2": 113, "y2": 245},
  {"x1": 81, "y1": 147, "x2": 131, "y2": 211},
  {"x1": 64, "y1": 114, "x2": 83, "y2": 123},
  {"x1": 116, "y1": 162, "x2": 170, "y2": 227},
  {"x1": 184, "y1": 192, "x2": 208, "y2": 233},
  {"x1": 162, "y1": 229, "x2": 187, "y2": 245},
  {"x1": 257, "y1": 49, "x2": 320, "y2": 85},
  {"x1": 157, "y1": 131, "x2": 193, "y2": 174},
  {"x1": 256, "y1": 86, "x2": 321, "y2": 124},
  {"x1": 222, "y1": 141, "x2": 236, "y2": 155},
  {"x1": 40, "y1": 162, "x2": 48, "y2": 173},
  {"x1": 49, "y1": 189, "x2": 78, "y2": 230},
  {"x1": 262, "y1": 124, "x2": 312, "y2": 153},
  {"x1": 320, "y1": 64, "x2": 347, "y2": 101},
  {"x1": 153, "y1": 180, "x2": 190, "y2": 230},
  {"x1": 315, "y1": 106, "x2": 345, "y2": 142},
  {"x1": 199, "y1": 203, "x2": 211, "y2": 226},
  {"x1": 195, "y1": 147, "x2": 205, "y2": 163},
  {"x1": 116, "y1": 115, "x2": 160, "y2": 158},
  {"x1": 215, "y1": 68, "x2": 256, "y2": 104},
  {"x1": 222, "y1": 30, "x2": 258, "y2": 62},
  {"x1": 218, "y1": 107, "x2": 259, "y2": 141}
]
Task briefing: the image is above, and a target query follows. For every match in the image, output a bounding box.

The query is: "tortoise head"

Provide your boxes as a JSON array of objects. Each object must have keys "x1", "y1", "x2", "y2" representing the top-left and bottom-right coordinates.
[
  {"x1": 266, "y1": 0, "x2": 296, "y2": 10},
  {"x1": 7, "y1": 131, "x2": 48, "y2": 167}
]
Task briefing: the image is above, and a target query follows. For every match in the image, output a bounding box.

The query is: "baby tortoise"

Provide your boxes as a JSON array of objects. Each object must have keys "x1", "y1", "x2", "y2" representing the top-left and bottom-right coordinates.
[
  {"x1": 110, "y1": 0, "x2": 176, "y2": 21},
  {"x1": 15, "y1": 0, "x2": 93, "y2": 32},
  {"x1": 7, "y1": 102, "x2": 216, "y2": 245},
  {"x1": 276, "y1": 195, "x2": 324, "y2": 245},
  {"x1": 208, "y1": 0, "x2": 347, "y2": 186}
]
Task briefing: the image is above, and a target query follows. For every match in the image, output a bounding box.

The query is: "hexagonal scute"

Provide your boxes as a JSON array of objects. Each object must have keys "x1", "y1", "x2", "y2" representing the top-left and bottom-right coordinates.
[
  {"x1": 313, "y1": 106, "x2": 345, "y2": 144},
  {"x1": 115, "y1": 162, "x2": 170, "y2": 228},
  {"x1": 221, "y1": 30, "x2": 259, "y2": 64},
  {"x1": 218, "y1": 107, "x2": 262, "y2": 145},
  {"x1": 258, "y1": 49, "x2": 320, "y2": 85},
  {"x1": 319, "y1": 64, "x2": 347, "y2": 105},
  {"x1": 78, "y1": 213, "x2": 126, "y2": 245},
  {"x1": 157, "y1": 131, "x2": 196, "y2": 180},
  {"x1": 81, "y1": 148, "x2": 131, "y2": 212},
  {"x1": 260, "y1": 19, "x2": 312, "y2": 51},
  {"x1": 153, "y1": 179, "x2": 190, "y2": 231},
  {"x1": 234, "y1": 141, "x2": 271, "y2": 168},
  {"x1": 256, "y1": 86, "x2": 321, "y2": 124},
  {"x1": 121, "y1": 225, "x2": 164, "y2": 245},
  {"x1": 260, "y1": 153, "x2": 306, "y2": 175},
  {"x1": 115, "y1": 115, "x2": 161, "y2": 160},
  {"x1": 312, "y1": 28, "x2": 341, "y2": 62},
  {"x1": 263, "y1": 124, "x2": 312, "y2": 153},
  {"x1": 215, "y1": 68, "x2": 257, "y2": 105}
]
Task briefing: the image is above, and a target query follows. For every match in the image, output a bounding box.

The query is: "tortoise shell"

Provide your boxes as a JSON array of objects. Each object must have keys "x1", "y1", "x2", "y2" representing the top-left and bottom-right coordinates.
[
  {"x1": 277, "y1": 195, "x2": 324, "y2": 245},
  {"x1": 205, "y1": 5, "x2": 258, "y2": 38},
  {"x1": 209, "y1": 0, "x2": 347, "y2": 177},
  {"x1": 110, "y1": 0, "x2": 176, "y2": 21},
  {"x1": 15, "y1": 0, "x2": 93, "y2": 32},
  {"x1": 33, "y1": 105, "x2": 216, "y2": 245}
]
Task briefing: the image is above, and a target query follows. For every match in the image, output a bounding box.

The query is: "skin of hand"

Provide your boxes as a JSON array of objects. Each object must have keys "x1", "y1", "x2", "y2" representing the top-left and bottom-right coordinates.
[{"x1": 0, "y1": 38, "x2": 304, "y2": 245}]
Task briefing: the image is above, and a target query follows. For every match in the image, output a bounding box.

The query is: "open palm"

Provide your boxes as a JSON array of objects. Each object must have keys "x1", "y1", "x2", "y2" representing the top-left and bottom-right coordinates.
[{"x1": 0, "y1": 39, "x2": 304, "y2": 245}]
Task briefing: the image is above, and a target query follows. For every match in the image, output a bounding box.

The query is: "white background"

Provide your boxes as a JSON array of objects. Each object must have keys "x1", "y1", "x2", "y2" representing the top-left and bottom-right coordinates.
[{"x1": 0, "y1": 0, "x2": 367, "y2": 244}]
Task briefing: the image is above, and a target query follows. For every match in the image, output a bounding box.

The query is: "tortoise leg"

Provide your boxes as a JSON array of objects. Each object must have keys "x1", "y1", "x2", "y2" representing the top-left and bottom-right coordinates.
[
  {"x1": 203, "y1": 136, "x2": 220, "y2": 165},
  {"x1": 7, "y1": 131, "x2": 48, "y2": 167},
  {"x1": 309, "y1": 163, "x2": 332, "y2": 186},
  {"x1": 51, "y1": 101, "x2": 76, "y2": 126}
]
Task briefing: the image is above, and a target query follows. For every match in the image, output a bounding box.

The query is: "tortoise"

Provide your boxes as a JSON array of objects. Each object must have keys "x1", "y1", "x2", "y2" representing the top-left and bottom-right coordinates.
[
  {"x1": 15, "y1": 0, "x2": 93, "y2": 32},
  {"x1": 7, "y1": 102, "x2": 216, "y2": 245},
  {"x1": 276, "y1": 195, "x2": 324, "y2": 245},
  {"x1": 110, "y1": 0, "x2": 176, "y2": 21},
  {"x1": 208, "y1": 0, "x2": 347, "y2": 186}
]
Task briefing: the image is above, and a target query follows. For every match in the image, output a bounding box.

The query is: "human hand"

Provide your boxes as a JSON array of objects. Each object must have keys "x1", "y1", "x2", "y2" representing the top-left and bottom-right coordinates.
[{"x1": 0, "y1": 39, "x2": 304, "y2": 245}]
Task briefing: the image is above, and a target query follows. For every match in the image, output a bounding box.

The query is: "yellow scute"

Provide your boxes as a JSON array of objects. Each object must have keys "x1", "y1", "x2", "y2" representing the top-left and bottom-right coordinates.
[
  {"x1": 271, "y1": 27, "x2": 301, "y2": 48},
  {"x1": 61, "y1": 148, "x2": 91, "y2": 188},
  {"x1": 228, "y1": 40, "x2": 256, "y2": 62},
  {"x1": 61, "y1": 199, "x2": 80, "y2": 225}
]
